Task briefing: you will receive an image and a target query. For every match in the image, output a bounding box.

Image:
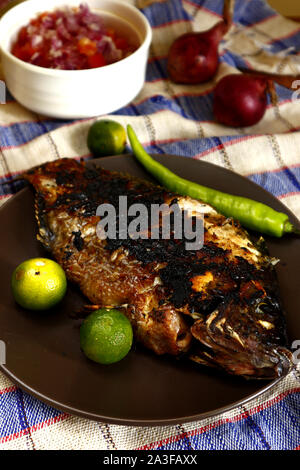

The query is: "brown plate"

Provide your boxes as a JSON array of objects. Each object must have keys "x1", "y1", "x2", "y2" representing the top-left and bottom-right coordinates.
[{"x1": 0, "y1": 154, "x2": 299, "y2": 426}]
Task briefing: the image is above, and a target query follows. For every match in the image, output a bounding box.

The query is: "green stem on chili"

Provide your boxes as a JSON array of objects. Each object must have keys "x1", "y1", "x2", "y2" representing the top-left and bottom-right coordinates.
[{"x1": 127, "y1": 125, "x2": 299, "y2": 238}]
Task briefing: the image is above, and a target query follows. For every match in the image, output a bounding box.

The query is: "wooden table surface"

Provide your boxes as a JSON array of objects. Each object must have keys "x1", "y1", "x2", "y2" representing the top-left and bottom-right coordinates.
[{"x1": 268, "y1": 0, "x2": 300, "y2": 18}]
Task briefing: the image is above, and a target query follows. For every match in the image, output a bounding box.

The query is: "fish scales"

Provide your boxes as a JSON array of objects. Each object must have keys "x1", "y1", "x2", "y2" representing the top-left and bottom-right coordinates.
[{"x1": 23, "y1": 158, "x2": 293, "y2": 379}]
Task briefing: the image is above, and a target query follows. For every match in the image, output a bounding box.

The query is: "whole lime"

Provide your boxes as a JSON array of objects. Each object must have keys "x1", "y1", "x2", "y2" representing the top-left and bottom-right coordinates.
[
  {"x1": 87, "y1": 119, "x2": 126, "y2": 157},
  {"x1": 80, "y1": 308, "x2": 133, "y2": 364},
  {"x1": 11, "y1": 258, "x2": 67, "y2": 310}
]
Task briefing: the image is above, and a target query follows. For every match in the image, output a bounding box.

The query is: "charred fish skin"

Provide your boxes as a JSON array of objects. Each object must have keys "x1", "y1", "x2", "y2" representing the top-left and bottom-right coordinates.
[
  {"x1": 23, "y1": 158, "x2": 293, "y2": 379},
  {"x1": 25, "y1": 158, "x2": 192, "y2": 356}
]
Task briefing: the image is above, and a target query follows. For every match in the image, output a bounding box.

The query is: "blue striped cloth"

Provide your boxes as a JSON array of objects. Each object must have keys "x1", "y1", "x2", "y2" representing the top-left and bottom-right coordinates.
[{"x1": 0, "y1": 0, "x2": 299, "y2": 450}]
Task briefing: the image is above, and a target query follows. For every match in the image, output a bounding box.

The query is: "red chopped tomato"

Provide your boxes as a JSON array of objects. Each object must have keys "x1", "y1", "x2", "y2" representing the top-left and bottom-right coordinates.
[
  {"x1": 106, "y1": 28, "x2": 116, "y2": 40},
  {"x1": 114, "y1": 37, "x2": 129, "y2": 51},
  {"x1": 18, "y1": 27, "x2": 28, "y2": 45},
  {"x1": 88, "y1": 52, "x2": 107, "y2": 68},
  {"x1": 30, "y1": 17, "x2": 40, "y2": 27},
  {"x1": 77, "y1": 37, "x2": 97, "y2": 57},
  {"x1": 10, "y1": 5, "x2": 138, "y2": 70},
  {"x1": 12, "y1": 42, "x2": 36, "y2": 61}
]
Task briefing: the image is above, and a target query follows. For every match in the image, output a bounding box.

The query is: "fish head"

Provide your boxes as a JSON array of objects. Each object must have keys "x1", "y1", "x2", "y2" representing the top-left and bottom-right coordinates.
[{"x1": 190, "y1": 287, "x2": 293, "y2": 379}]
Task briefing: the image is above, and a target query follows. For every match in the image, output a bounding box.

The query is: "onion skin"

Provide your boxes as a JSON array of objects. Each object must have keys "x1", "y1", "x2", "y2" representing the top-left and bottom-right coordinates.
[
  {"x1": 213, "y1": 74, "x2": 268, "y2": 127},
  {"x1": 167, "y1": 22, "x2": 226, "y2": 84}
]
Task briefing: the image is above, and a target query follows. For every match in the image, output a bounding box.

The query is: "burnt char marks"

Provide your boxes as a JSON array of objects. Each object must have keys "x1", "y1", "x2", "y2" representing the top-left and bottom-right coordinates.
[
  {"x1": 64, "y1": 250, "x2": 73, "y2": 260},
  {"x1": 55, "y1": 191, "x2": 89, "y2": 214},
  {"x1": 158, "y1": 253, "x2": 233, "y2": 313},
  {"x1": 160, "y1": 261, "x2": 193, "y2": 309},
  {"x1": 72, "y1": 230, "x2": 84, "y2": 251},
  {"x1": 55, "y1": 171, "x2": 75, "y2": 185},
  {"x1": 35, "y1": 192, "x2": 54, "y2": 248},
  {"x1": 35, "y1": 160, "x2": 279, "y2": 323},
  {"x1": 52, "y1": 164, "x2": 169, "y2": 220}
]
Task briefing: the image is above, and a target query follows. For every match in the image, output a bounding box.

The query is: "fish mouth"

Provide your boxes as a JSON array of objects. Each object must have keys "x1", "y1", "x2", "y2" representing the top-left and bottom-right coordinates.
[
  {"x1": 190, "y1": 340, "x2": 293, "y2": 379},
  {"x1": 265, "y1": 346, "x2": 294, "y2": 378},
  {"x1": 189, "y1": 299, "x2": 293, "y2": 379}
]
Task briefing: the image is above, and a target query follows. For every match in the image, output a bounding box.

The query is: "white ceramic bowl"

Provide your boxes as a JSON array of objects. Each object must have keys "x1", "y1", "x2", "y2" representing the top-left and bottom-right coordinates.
[{"x1": 0, "y1": 0, "x2": 152, "y2": 118}]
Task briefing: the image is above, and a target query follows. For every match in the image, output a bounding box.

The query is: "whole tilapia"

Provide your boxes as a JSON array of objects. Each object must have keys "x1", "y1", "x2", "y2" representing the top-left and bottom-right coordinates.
[{"x1": 23, "y1": 158, "x2": 293, "y2": 379}]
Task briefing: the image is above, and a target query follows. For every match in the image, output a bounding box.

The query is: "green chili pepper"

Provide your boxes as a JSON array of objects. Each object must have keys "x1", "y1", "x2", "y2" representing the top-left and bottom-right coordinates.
[{"x1": 127, "y1": 124, "x2": 299, "y2": 238}]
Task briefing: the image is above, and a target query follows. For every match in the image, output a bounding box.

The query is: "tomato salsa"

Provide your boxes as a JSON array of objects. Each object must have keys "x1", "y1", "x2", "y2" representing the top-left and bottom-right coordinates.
[{"x1": 11, "y1": 3, "x2": 138, "y2": 70}]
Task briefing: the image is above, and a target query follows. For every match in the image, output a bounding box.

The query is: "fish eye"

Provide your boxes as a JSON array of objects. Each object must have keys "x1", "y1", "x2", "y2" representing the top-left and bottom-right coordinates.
[{"x1": 255, "y1": 299, "x2": 280, "y2": 316}]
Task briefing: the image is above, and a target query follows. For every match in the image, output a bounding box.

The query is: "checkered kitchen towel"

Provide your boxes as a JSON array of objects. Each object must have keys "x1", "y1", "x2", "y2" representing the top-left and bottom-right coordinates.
[{"x1": 0, "y1": 0, "x2": 300, "y2": 450}]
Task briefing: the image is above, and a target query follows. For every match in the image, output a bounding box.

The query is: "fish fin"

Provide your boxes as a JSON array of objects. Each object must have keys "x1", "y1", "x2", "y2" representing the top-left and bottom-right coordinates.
[{"x1": 34, "y1": 196, "x2": 54, "y2": 251}]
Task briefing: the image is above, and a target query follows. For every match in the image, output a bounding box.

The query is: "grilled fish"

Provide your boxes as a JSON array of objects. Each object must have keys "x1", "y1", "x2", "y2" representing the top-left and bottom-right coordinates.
[{"x1": 23, "y1": 158, "x2": 293, "y2": 379}]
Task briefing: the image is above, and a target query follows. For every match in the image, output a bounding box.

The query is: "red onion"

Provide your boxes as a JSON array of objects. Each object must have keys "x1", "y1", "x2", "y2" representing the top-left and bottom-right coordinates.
[
  {"x1": 167, "y1": 0, "x2": 234, "y2": 84},
  {"x1": 167, "y1": 21, "x2": 226, "y2": 84},
  {"x1": 213, "y1": 74, "x2": 268, "y2": 127}
]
